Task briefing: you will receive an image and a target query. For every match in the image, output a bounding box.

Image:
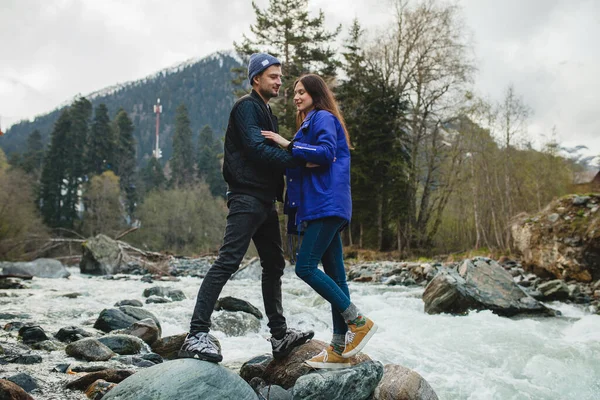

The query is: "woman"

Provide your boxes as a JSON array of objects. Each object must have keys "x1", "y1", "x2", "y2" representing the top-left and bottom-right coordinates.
[{"x1": 261, "y1": 74, "x2": 377, "y2": 369}]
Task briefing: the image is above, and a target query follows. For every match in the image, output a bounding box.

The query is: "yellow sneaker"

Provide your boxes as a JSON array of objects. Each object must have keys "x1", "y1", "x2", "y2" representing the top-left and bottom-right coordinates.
[
  {"x1": 342, "y1": 317, "x2": 378, "y2": 358},
  {"x1": 305, "y1": 346, "x2": 351, "y2": 369}
]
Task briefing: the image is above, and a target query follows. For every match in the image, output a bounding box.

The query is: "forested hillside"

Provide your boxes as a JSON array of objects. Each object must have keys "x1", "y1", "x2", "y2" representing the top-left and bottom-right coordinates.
[{"x1": 0, "y1": 51, "x2": 241, "y2": 165}]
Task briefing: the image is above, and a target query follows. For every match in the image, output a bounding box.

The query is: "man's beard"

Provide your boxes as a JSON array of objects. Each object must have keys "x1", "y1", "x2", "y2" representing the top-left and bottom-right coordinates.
[{"x1": 260, "y1": 86, "x2": 279, "y2": 99}]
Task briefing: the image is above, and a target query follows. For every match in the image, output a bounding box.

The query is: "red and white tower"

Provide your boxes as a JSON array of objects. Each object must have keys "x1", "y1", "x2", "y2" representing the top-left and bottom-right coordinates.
[{"x1": 152, "y1": 98, "x2": 162, "y2": 159}]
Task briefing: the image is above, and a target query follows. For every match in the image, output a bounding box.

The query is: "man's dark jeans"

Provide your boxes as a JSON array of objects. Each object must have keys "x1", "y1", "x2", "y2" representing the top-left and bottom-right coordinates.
[{"x1": 189, "y1": 193, "x2": 287, "y2": 337}]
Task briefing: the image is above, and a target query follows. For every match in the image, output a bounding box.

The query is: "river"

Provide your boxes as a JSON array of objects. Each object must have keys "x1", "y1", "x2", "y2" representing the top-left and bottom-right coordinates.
[{"x1": 1, "y1": 267, "x2": 599, "y2": 399}]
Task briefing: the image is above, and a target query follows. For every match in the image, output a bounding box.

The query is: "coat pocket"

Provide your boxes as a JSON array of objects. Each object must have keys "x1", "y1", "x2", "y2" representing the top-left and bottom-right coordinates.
[{"x1": 312, "y1": 167, "x2": 332, "y2": 194}]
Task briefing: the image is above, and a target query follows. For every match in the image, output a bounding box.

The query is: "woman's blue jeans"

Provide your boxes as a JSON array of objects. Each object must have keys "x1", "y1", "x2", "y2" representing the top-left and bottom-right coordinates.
[{"x1": 295, "y1": 216, "x2": 350, "y2": 335}]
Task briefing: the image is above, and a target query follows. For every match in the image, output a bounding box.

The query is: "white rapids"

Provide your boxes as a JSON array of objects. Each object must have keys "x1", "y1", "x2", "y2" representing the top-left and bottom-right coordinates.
[{"x1": 1, "y1": 267, "x2": 599, "y2": 400}]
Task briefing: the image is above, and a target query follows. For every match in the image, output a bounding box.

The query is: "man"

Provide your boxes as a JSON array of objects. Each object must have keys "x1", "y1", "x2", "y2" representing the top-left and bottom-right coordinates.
[{"x1": 178, "y1": 53, "x2": 314, "y2": 362}]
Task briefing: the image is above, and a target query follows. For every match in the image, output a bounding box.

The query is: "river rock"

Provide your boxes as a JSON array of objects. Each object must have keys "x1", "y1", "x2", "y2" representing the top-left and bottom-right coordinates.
[
  {"x1": 240, "y1": 354, "x2": 274, "y2": 383},
  {"x1": 0, "y1": 278, "x2": 27, "y2": 289},
  {"x1": 113, "y1": 355, "x2": 155, "y2": 368},
  {"x1": 259, "y1": 384, "x2": 292, "y2": 400},
  {"x1": 215, "y1": 296, "x2": 263, "y2": 319},
  {"x1": 373, "y1": 364, "x2": 439, "y2": 400},
  {"x1": 65, "y1": 369, "x2": 135, "y2": 391},
  {"x1": 18, "y1": 325, "x2": 48, "y2": 344},
  {"x1": 94, "y1": 306, "x2": 161, "y2": 334},
  {"x1": 146, "y1": 295, "x2": 171, "y2": 304},
  {"x1": 97, "y1": 334, "x2": 145, "y2": 355},
  {"x1": 422, "y1": 258, "x2": 555, "y2": 317},
  {"x1": 31, "y1": 339, "x2": 63, "y2": 352},
  {"x1": 114, "y1": 299, "x2": 143, "y2": 307},
  {"x1": 212, "y1": 311, "x2": 261, "y2": 336},
  {"x1": 142, "y1": 287, "x2": 186, "y2": 302},
  {"x1": 13, "y1": 354, "x2": 42, "y2": 364},
  {"x1": 85, "y1": 379, "x2": 117, "y2": 399},
  {"x1": 536, "y1": 280, "x2": 570, "y2": 301},
  {"x1": 6, "y1": 373, "x2": 38, "y2": 393},
  {"x1": 80, "y1": 234, "x2": 123, "y2": 275},
  {"x1": 65, "y1": 337, "x2": 115, "y2": 361},
  {"x1": 150, "y1": 333, "x2": 186, "y2": 360},
  {"x1": 142, "y1": 286, "x2": 167, "y2": 297},
  {"x1": 167, "y1": 289, "x2": 186, "y2": 301},
  {"x1": 511, "y1": 194, "x2": 600, "y2": 282},
  {"x1": 293, "y1": 360, "x2": 384, "y2": 400},
  {"x1": 0, "y1": 379, "x2": 34, "y2": 400},
  {"x1": 262, "y1": 340, "x2": 371, "y2": 389},
  {"x1": 0, "y1": 258, "x2": 70, "y2": 278},
  {"x1": 113, "y1": 318, "x2": 160, "y2": 346},
  {"x1": 55, "y1": 326, "x2": 93, "y2": 343},
  {"x1": 102, "y1": 359, "x2": 258, "y2": 400}
]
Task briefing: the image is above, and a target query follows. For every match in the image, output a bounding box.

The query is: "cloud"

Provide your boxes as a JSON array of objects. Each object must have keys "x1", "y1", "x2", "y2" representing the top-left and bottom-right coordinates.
[{"x1": 0, "y1": 0, "x2": 598, "y2": 156}]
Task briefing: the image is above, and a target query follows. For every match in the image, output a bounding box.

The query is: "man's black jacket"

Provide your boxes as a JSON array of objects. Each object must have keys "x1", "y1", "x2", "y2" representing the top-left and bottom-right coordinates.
[{"x1": 222, "y1": 90, "x2": 298, "y2": 203}]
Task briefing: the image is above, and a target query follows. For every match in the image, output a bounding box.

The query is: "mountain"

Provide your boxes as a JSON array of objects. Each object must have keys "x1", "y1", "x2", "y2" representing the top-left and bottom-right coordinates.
[{"x1": 0, "y1": 51, "x2": 243, "y2": 165}]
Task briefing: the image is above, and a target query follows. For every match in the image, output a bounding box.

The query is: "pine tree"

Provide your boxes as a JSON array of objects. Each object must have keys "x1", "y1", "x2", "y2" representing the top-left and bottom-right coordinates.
[
  {"x1": 114, "y1": 109, "x2": 137, "y2": 216},
  {"x1": 197, "y1": 125, "x2": 226, "y2": 198},
  {"x1": 337, "y1": 20, "x2": 409, "y2": 250},
  {"x1": 142, "y1": 157, "x2": 165, "y2": 193},
  {"x1": 87, "y1": 103, "x2": 115, "y2": 175},
  {"x1": 40, "y1": 110, "x2": 72, "y2": 227},
  {"x1": 234, "y1": 0, "x2": 340, "y2": 135},
  {"x1": 170, "y1": 104, "x2": 195, "y2": 187},
  {"x1": 21, "y1": 130, "x2": 45, "y2": 175},
  {"x1": 63, "y1": 97, "x2": 92, "y2": 227}
]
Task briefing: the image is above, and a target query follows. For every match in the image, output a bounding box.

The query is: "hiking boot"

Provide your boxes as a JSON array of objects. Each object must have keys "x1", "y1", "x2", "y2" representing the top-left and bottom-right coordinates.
[
  {"x1": 342, "y1": 317, "x2": 378, "y2": 358},
  {"x1": 305, "y1": 346, "x2": 351, "y2": 369},
  {"x1": 269, "y1": 328, "x2": 314, "y2": 359},
  {"x1": 177, "y1": 332, "x2": 223, "y2": 362}
]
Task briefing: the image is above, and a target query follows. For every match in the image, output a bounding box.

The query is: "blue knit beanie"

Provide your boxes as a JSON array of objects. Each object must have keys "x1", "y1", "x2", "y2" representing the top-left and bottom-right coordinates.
[{"x1": 248, "y1": 53, "x2": 281, "y2": 84}]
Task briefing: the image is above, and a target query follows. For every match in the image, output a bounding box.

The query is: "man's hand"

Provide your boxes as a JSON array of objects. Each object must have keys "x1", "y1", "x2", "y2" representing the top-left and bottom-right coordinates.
[{"x1": 261, "y1": 130, "x2": 290, "y2": 148}]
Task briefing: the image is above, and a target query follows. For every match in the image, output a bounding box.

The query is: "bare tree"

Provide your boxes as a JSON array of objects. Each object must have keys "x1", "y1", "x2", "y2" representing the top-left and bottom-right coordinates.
[{"x1": 377, "y1": 0, "x2": 475, "y2": 250}]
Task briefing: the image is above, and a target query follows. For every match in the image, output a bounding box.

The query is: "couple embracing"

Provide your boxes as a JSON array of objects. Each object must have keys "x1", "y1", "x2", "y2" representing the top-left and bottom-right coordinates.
[{"x1": 178, "y1": 53, "x2": 377, "y2": 369}]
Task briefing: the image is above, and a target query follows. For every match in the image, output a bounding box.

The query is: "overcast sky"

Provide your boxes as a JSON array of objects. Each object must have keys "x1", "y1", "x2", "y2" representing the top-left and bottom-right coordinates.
[{"x1": 1, "y1": 0, "x2": 599, "y2": 158}]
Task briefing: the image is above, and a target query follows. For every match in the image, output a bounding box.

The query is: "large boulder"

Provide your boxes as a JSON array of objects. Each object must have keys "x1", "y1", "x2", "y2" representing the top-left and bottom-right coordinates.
[
  {"x1": 102, "y1": 359, "x2": 257, "y2": 400},
  {"x1": 423, "y1": 258, "x2": 554, "y2": 317},
  {"x1": 373, "y1": 364, "x2": 439, "y2": 400},
  {"x1": 292, "y1": 360, "x2": 384, "y2": 400},
  {"x1": 511, "y1": 194, "x2": 600, "y2": 282},
  {"x1": 80, "y1": 234, "x2": 124, "y2": 275},
  {"x1": 261, "y1": 340, "x2": 371, "y2": 389},
  {"x1": 0, "y1": 258, "x2": 70, "y2": 278}
]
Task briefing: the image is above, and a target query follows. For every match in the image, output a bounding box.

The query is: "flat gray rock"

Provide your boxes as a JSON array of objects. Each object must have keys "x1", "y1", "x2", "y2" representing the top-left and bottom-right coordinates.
[{"x1": 0, "y1": 258, "x2": 70, "y2": 278}]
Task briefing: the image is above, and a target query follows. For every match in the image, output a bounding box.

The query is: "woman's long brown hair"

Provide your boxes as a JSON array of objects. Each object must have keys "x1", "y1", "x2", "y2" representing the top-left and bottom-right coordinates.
[{"x1": 294, "y1": 74, "x2": 352, "y2": 148}]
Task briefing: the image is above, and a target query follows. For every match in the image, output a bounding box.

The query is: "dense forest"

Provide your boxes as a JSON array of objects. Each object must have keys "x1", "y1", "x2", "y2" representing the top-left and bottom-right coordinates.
[
  {"x1": 0, "y1": 0, "x2": 597, "y2": 262},
  {"x1": 0, "y1": 52, "x2": 239, "y2": 165}
]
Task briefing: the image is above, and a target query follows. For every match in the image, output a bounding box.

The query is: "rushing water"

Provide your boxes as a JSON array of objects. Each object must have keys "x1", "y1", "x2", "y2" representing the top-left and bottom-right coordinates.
[{"x1": 1, "y1": 267, "x2": 599, "y2": 400}]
